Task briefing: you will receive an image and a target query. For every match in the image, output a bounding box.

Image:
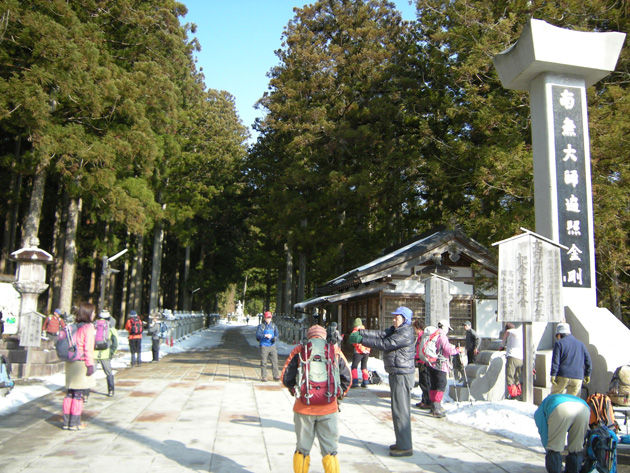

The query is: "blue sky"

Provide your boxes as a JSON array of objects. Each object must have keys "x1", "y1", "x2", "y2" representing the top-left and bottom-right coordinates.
[{"x1": 181, "y1": 0, "x2": 416, "y2": 142}]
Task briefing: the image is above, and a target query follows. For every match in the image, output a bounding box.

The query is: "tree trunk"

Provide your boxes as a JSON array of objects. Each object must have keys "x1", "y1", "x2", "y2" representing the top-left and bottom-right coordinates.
[
  {"x1": 298, "y1": 252, "x2": 306, "y2": 303},
  {"x1": 119, "y1": 234, "x2": 130, "y2": 322},
  {"x1": 283, "y1": 243, "x2": 293, "y2": 316},
  {"x1": 265, "y1": 267, "x2": 272, "y2": 312},
  {"x1": 46, "y1": 193, "x2": 65, "y2": 313},
  {"x1": 1, "y1": 138, "x2": 23, "y2": 273},
  {"x1": 58, "y1": 197, "x2": 82, "y2": 314},
  {"x1": 276, "y1": 264, "x2": 283, "y2": 316},
  {"x1": 183, "y1": 245, "x2": 191, "y2": 310},
  {"x1": 20, "y1": 164, "x2": 47, "y2": 247},
  {"x1": 129, "y1": 233, "x2": 144, "y2": 316},
  {"x1": 148, "y1": 219, "x2": 164, "y2": 315}
]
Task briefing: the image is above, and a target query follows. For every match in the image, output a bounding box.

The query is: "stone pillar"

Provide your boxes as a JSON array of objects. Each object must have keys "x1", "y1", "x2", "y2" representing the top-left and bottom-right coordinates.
[
  {"x1": 10, "y1": 238, "x2": 53, "y2": 377},
  {"x1": 494, "y1": 18, "x2": 625, "y2": 309}
]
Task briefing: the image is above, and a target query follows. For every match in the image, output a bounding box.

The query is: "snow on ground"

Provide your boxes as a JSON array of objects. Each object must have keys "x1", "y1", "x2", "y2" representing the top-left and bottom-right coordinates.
[{"x1": 0, "y1": 320, "x2": 544, "y2": 452}]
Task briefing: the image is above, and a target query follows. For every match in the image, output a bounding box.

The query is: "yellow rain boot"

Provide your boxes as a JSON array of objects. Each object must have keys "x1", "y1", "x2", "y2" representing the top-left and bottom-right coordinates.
[
  {"x1": 293, "y1": 451, "x2": 310, "y2": 473},
  {"x1": 322, "y1": 454, "x2": 340, "y2": 473}
]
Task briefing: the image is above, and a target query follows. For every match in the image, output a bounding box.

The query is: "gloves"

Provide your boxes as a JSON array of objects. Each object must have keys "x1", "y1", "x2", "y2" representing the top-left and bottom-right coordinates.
[
  {"x1": 348, "y1": 331, "x2": 362, "y2": 344},
  {"x1": 86, "y1": 365, "x2": 95, "y2": 376},
  {"x1": 584, "y1": 376, "x2": 590, "y2": 384},
  {"x1": 551, "y1": 376, "x2": 556, "y2": 384},
  {"x1": 289, "y1": 386, "x2": 296, "y2": 397}
]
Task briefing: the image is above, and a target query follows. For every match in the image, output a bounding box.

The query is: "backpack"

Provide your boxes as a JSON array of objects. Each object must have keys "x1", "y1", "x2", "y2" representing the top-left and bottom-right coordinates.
[
  {"x1": 128, "y1": 317, "x2": 143, "y2": 335},
  {"x1": 296, "y1": 338, "x2": 342, "y2": 405},
  {"x1": 326, "y1": 325, "x2": 341, "y2": 345},
  {"x1": 94, "y1": 319, "x2": 110, "y2": 350},
  {"x1": 55, "y1": 324, "x2": 82, "y2": 361},
  {"x1": 159, "y1": 322, "x2": 168, "y2": 338},
  {"x1": 608, "y1": 365, "x2": 630, "y2": 407},
  {"x1": 586, "y1": 393, "x2": 619, "y2": 431},
  {"x1": 0, "y1": 355, "x2": 14, "y2": 394},
  {"x1": 368, "y1": 370, "x2": 382, "y2": 385},
  {"x1": 418, "y1": 326, "x2": 444, "y2": 367},
  {"x1": 581, "y1": 424, "x2": 618, "y2": 473}
]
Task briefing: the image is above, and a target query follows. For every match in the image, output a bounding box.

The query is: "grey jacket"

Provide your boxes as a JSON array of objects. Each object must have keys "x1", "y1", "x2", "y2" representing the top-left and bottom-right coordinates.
[{"x1": 360, "y1": 324, "x2": 416, "y2": 375}]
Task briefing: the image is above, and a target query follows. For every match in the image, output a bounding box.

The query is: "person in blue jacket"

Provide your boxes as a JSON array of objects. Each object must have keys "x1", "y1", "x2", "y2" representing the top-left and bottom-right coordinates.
[
  {"x1": 535, "y1": 393, "x2": 590, "y2": 473},
  {"x1": 550, "y1": 322, "x2": 592, "y2": 396},
  {"x1": 256, "y1": 311, "x2": 280, "y2": 381}
]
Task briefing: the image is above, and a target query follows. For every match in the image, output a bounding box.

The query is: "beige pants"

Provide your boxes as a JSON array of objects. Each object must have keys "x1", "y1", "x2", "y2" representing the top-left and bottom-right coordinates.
[
  {"x1": 546, "y1": 401, "x2": 590, "y2": 453},
  {"x1": 551, "y1": 376, "x2": 583, "y2": 396}
]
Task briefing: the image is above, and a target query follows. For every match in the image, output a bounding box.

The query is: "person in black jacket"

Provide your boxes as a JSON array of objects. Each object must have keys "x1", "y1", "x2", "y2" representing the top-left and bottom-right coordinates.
[{"x1": 348, "y1": 306, "x2": 416, "y2": 457}]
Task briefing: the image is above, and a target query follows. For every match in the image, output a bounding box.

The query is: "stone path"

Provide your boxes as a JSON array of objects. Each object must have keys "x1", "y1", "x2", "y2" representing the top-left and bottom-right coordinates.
[{"x1": 0, "y1": 325, "x2": 552, "y2": 472}]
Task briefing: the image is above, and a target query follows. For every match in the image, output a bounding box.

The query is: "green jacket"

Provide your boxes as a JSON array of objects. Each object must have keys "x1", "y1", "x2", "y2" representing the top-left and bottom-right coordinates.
[{"x1": 95, "y1": 318, "x2": 119, "y2": 361}]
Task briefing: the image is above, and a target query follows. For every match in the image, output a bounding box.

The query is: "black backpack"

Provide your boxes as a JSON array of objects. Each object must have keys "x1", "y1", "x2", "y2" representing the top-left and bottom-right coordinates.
[{"x1": 581, "y1": 424, "x2": 618, "y2": 473}]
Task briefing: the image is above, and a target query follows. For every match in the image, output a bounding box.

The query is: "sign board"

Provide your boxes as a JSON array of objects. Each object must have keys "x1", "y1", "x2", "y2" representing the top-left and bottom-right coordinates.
[
  {"x1": 424, "y1": 274, "x2": 452, "y2": 327},
  {"x1": 19, "y1": 311, "x2": 43, "y2": 348},
  {"x1": 496, "y1": 231, "x2": 564, "y2": 323},
  {"x1": 0, "y1": 280, "x2": 21, "y2": 335},
  {"x1": 552, "y1": 85, "x2": 592, "y2": 288}
]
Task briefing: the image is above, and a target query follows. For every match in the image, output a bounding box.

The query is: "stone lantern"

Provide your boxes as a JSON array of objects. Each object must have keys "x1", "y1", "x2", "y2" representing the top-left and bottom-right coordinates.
[{"x1": 10, "y1": 237, "x2": 53, "y2": 348}]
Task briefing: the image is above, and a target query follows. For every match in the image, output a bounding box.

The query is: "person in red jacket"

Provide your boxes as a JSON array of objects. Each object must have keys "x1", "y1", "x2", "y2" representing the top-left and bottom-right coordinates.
[
  {"x1": 281, "y1": 324, "x2": 351, "y2": 473},
  {"x1": 42, "y1": 308, "x2": 66, "y2": 342}
]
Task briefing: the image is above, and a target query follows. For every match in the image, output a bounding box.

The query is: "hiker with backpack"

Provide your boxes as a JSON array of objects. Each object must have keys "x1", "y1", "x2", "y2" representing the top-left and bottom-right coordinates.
[
  {"x1": 349, "y1": 317, "x2": 371, "y2": 388},
  {"x1": 94, "y1": 310, "x2": 118, "y2": 397},
  {"x1": 281, "y1": 324, "x2": 351, "y2": 473},
  {"x1": 256, "y1": 311, "x2": 280, "y2": 382},
  {"x1": 418, "y1": 319, "x2": 460, "y2": 418},
  {"x1": 534, "y1": 393, "x2": 591, "y2": 473},
  {"x1": 148, "y1": 312, "x2": 163, "y2": 362},
  {"x1": 348, "y1": 306, "x2": 416, "y2": 457},
  {"x1": 42, "y1": 308, "x2": 66, "y2": 342},
  {"x1": 125, "y1": 310, "x2": 144, "y2": 366},
  {"x1": 550, "y1": 322, "x2": 592, "y2": 396},
  {"x1": 61, "y1": 302, "x2": 96, "y2": 430}
]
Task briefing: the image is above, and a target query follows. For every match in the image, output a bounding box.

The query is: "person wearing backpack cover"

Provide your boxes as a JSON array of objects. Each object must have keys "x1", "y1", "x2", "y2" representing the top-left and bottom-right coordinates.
[
  {"x1": 281, "y1": 324, "x2": 351, "y2": 473},
  {"x1": 94, "y1": 309, "x2": 118, "y2": 397},
  {"x1": 348, "y1": 306, "x2": 416, "y2": 457},
  {"x1": 256, "y1": 311, "x2": 280, "y2": 381},
  {"x1": 534, "y1": 393, "x2": 590, "y2": 473},
  {"x1": 62, "y1": 302, "x2": 96, "y2": 430},
  {"x1": 349, "y1": 317, "x2": 371, "y2": 388},
  {"x1": 125, "y1": 310, "x2": 144, "y2": 366},
  {"x1": 550, "y1": 322, "x2": 592, "y2": 396}
]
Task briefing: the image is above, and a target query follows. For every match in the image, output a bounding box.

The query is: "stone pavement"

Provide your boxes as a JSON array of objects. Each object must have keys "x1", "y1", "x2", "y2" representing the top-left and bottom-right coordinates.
[{"x1": 0, "y1": 325, "x2": 549, "y2": 473}]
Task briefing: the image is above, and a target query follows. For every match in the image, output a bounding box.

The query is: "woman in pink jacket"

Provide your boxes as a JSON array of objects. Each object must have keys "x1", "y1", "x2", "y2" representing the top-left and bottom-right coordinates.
[
  {"x1": 62, "y1": 302, "x2": 96, "y2": 430},
  {"x1": 427, "y1": 320, "x2": 460, "y2": 418}
]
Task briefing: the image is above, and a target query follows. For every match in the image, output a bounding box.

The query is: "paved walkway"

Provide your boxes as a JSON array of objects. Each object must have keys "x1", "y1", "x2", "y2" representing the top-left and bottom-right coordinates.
[{"x1": 0, "y1": 326, "x2": 550, "y2": 472}]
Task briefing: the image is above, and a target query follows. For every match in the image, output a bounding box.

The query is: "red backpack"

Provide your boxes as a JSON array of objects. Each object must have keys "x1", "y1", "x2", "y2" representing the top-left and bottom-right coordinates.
[
  {"x1": 296, "y1": 338, "x2": 342, "y2": 405},
  {"x1": 128, "y1": 317, "x2": 143, "y2": 336}
]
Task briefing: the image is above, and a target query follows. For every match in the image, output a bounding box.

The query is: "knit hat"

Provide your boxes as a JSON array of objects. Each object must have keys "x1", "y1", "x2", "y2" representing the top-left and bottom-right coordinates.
[
  {"x1": 464, "y1": 320, "x2": 472, "y2": 328},
  {"x1": 438, "y1": 319, "x2": 452, "y2": 332},
  {"x1": 353, "y1": 317, "x2": 363, "y2": 328},
  {"x1": 556, "y1": 323, "x2": 571, "y2": 335},
  {"x1": 392, "y1": 306, "x2": 413, "y2": 325},
  {"x1": 307, "y1": 324, "x2": 326, "y2": 340},
  {"x1": 98, "y1": 310, "x2": 111, "y2": 318},
  {"x1": 54, "y1": 308, "x2": 62, "y2": 316},
  {"x1": 130, "y1": 310, "x2": 137, "y2": 317}
]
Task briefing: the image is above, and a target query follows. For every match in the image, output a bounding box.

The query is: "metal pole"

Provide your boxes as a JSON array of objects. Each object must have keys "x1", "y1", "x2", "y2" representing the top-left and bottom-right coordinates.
[
  {"x1": 99, "y1": 256, "x2": 108, "y2": 313},
  {"x1": 523, "y1": 323, "x2": 534, "y2": 403}
]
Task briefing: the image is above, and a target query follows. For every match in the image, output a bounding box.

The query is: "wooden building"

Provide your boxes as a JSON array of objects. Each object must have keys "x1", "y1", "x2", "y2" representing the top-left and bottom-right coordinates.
[{"x1": 294, "y1": 229, "x2": 499, "y2": 344}]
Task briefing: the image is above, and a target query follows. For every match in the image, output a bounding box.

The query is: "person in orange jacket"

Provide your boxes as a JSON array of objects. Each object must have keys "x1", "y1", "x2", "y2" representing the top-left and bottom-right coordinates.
[{"x1": 281, "y1": 324, "x2": 351, "y2": 473}]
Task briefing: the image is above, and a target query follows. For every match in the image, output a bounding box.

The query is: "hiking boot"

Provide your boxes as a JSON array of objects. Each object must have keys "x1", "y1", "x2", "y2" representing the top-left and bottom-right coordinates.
[
  {"x1": 107, "y1": 389, "x2": 114, "y2": 397},
  {"x1": 389, "y1": 448, "x2": 413, "y2": 457},
  {"x1": 361, "y1": 380, "x2": 369, "y2": 388},
  {"x1": 69, "y1": 423, "x2": 87, "y2": 431},
  {"x1": 351, "y1": 379, "x2": 360, "y2": 388},
  {"x1": 389, "y1": 444, "x2": 398, "y2": 450},
  {"x1": 415, "y1": 402, "x2": 431, "y2": 409},
  {"x1": 431, "y1": 402, "x2": 446, "y2": 418}
]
